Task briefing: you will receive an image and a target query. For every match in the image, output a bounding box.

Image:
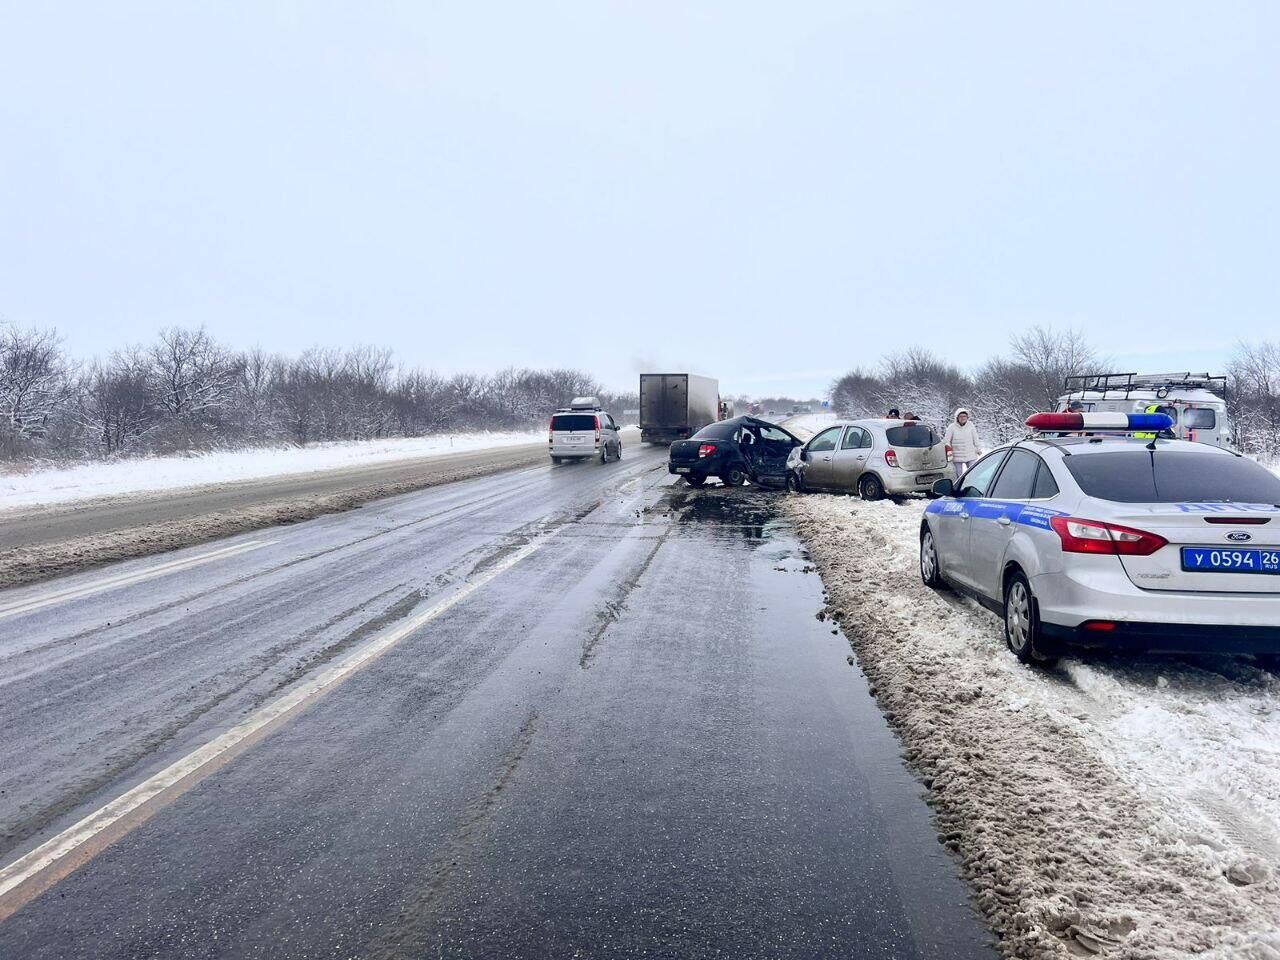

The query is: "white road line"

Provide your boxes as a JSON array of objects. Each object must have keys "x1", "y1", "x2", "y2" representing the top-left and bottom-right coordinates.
[
  {"x1": 0, "y1": 529, "x2": 555, "y2": 908},
  {"x1": 0, "y1": 539, "x2": 276, "y2": 621}
]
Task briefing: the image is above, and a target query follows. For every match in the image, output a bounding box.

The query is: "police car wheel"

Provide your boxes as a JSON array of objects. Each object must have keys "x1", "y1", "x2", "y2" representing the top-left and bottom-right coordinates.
[
  {"x1": 859, "y1": 474, "x2": 884, "y2": 501},
  {"x1": 1003, "y1": 573, "x2": 1054, "y2": 666},
  {"x1": 785, "y1": 472, "x2": 804, "y2": 493},
  {"x1": 919, "y1": 528, "x2": 942, "y2": 588}
]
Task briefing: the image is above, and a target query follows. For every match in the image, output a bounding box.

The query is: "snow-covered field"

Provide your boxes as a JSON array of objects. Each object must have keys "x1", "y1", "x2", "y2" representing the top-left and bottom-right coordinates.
[
  {"x1": 0, "y1": 432, "x2": 549, "y2": 512},
  {"x1": 777, "y1": 411, "x2": 837, "y2": 440},
  {"x1": 787, "y1": 494, "x2": 1280, "y2": 959}
]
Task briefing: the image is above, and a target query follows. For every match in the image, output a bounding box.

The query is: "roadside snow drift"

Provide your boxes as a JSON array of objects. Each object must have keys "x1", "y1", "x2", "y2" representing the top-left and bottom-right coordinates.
[
  {"x1": 0, "y1": 432, "x2": 546, "y2": 512},
  {"x1": 786, "y1": 494, "x2": 1280, "y2": 960}
]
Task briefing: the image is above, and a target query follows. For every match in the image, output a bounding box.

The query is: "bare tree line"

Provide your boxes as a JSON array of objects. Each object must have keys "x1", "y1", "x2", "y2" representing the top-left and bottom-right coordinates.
[
  {"x1": 831, "y1": 325, "x2": 1280, "y2": 459},
  {"x1": 0, "y1": 324, "x2": 636, "y2": 462}
]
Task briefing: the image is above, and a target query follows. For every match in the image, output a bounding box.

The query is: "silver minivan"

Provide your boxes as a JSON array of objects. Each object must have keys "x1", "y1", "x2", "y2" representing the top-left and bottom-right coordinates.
[
  {"x1": 549, "y1": 398, "x2": 622, "y2": 464},
  {"x1": 787, "y1": 418, "x2": 949, "y2": 499}
]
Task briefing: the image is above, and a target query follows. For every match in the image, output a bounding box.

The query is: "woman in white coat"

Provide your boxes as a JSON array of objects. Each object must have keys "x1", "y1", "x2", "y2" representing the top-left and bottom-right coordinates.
[{"x1": 943, "y1": 408, "x2": 982, "y2": 480}]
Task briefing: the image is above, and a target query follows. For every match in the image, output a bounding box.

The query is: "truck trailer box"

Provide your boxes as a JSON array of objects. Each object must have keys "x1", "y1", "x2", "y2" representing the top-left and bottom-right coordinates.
[{"x1": 639, "y1": 373, "x2": 720, "y2": 444}]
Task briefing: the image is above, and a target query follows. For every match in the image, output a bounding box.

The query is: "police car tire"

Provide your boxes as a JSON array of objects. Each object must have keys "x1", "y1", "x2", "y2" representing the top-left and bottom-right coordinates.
[
  {"x1": 859, "y1": 474, "x2": 884, "y2": 501},
  {"x1": 1003, "y1": 572, "x2": 1055, "y2": 666},
  {"x1": 786, "y1": 472, "x2": 804, "y2": 493},
  {"x1": 919, "y1": 528, "x2": 943, "y2": 588}
]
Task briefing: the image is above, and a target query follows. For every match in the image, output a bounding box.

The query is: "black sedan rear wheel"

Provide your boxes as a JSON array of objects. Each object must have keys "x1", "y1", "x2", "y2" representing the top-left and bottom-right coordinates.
[
  {"x1": 685, "y1": 475, "x2": 707, "y2": 488},
  {"x1": 722, "y1": 465, "x2": 747, "y2": 486}
]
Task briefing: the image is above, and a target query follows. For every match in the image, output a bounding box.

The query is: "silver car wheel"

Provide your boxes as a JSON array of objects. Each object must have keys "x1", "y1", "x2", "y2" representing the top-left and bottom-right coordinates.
[
  {"x1": 1006, "y1": 580, "x2": 1032, "y2": 653},
  {"x1": 920, "y1": 532, "x2": 937, "y2": 581}
]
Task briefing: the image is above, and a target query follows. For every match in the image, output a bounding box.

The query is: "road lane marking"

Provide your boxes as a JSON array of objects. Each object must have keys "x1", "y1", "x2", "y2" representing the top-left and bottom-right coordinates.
[
  {"x1": 0, "y1": 528, "x2": 556, "y2": 919},
  {"x1": 0, "y1": 540, "x2": 276, "y2": 622}
]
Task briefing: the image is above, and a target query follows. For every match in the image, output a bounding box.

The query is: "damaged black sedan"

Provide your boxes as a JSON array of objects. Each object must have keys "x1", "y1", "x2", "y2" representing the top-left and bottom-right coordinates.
[{"x1": 668, "y1": 416, "x2": 803, "y2": 488}]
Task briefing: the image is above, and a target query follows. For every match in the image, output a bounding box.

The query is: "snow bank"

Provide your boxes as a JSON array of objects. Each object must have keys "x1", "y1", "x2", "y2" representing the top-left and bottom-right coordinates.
[
  {"x1": 787, "y1": 494, "x2": 1280, "y2": 959},
  {"x1": 0, "y1": 432, "x2": 550, "y2": 512}
]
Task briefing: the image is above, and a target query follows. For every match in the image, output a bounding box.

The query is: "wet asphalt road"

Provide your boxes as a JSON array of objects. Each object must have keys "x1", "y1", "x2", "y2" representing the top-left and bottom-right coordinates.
[{"x1": 0, "y1": 445, "x2": 995, "y2": 959}]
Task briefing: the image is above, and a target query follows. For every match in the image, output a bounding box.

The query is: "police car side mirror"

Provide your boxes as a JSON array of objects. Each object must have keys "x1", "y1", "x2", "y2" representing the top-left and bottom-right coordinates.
[{"x1": 932, "y1": 478, "x2": 954, "y2": 497}]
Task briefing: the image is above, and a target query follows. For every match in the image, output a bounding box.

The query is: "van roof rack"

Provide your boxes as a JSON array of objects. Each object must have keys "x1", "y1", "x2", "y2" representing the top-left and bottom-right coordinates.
[{"x1": 1063, "y1": 371, "x2": 1227, "y2": 402}]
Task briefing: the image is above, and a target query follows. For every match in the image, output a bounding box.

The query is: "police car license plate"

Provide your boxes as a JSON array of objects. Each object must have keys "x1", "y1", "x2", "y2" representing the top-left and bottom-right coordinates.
[{"x1": 1182, "y1": 547, "x2": 1280, "y2": 575}]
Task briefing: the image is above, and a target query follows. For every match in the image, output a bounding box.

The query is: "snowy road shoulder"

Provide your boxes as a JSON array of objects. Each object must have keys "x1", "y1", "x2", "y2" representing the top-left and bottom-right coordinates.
[
  {"x1": 0, "y1": 431, "x2": 553, "y2": 512},
  {"x1": 786, "y1": 494, "x2": 1280, "y2": 960}
]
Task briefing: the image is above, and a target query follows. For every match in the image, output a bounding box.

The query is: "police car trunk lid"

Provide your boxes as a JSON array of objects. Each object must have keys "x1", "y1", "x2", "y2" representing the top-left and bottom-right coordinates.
[{"x1": 1109, "y1": 503, "x2": 1280, "y2": 594}]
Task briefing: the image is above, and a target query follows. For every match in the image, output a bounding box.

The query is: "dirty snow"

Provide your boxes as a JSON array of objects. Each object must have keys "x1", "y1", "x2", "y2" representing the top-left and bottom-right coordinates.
[
  {"x1": 786, "y1": 494, "x2": 1280, "y2": 960},
  {"x1": 0, "y1": 431, "x2": 556, "y2": 512}
]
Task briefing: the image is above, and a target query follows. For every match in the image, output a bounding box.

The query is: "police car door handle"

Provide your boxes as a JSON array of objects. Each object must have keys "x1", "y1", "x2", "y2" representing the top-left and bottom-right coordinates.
[
  {"x1": 997, "y1": 515, "x2": 1012, "y2": 526},
  {"x1": 959, "y1": 512, "x2": 969, "y2": 521},
  {"x1": 821, "y1": 456, "x2": 832, "y2": 462}
]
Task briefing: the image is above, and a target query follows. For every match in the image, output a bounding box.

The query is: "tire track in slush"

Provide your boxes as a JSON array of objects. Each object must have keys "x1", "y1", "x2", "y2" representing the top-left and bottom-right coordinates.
[{"x1": 361, "y1": 712, "x2": 541, "y2": 960}]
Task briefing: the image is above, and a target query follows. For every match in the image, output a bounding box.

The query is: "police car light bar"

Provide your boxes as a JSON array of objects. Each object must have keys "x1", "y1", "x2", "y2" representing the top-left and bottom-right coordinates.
[{"x1": 1025, "y1": 412, "x2": 1175, "y2": 432}]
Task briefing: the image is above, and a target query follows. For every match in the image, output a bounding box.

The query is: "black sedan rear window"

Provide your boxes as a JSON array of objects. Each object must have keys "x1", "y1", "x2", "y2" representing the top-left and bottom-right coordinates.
[
  {"x1": 1063, "y1": 451, "x2": 1280, "y2": 503},
  {"x1": 691, "y1": 421, "x2": 737, "y2": 440},
  {"x1": 885, "y1": 424, "x2": 940, "y2": 448},
  {"x1": 551, "y1": 414, "x2": 596, "y2": 431}
]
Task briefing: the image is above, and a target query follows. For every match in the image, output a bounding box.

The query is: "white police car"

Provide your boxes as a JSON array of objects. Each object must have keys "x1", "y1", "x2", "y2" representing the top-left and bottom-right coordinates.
[{"x1": 919, "y1": 411, "x2": 1280, "y2": 665}]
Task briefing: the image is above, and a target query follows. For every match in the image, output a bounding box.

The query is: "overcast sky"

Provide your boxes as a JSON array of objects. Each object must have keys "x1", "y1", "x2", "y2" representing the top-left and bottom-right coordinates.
[{"x1": 2, "y1": 2, "x2": 1277, "y2": 397}]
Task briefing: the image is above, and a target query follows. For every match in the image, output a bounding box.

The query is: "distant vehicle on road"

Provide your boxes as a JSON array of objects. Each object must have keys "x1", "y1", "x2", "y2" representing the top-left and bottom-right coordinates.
[
  {"x1": 1058, "y1": 372, "x2": 1233, "y2": 448},
  {"x1": 668, "y1": 415, "x2": 802, "y2": 488},
  {"x1": 640, "y1": 373, "x2": 720, "y2": 444},
  {"x1": 549, "y1": 397, "x2": 622, "y2": 464},
  {"x1": 920, "y1": 411, "x2": 1280, "y2": 665},
  {"x1": 788, "y1": 419, "x2": 949, "y2": 500}
]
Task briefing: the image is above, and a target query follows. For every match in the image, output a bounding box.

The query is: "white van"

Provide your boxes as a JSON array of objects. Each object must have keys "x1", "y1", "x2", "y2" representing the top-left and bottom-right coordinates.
[
  {"x1": 1058, "y1": 373, "x2": 1233, "y2": 449},
  {"x1": 548, "y1": 397, "x2": 622, "y2": 464}
]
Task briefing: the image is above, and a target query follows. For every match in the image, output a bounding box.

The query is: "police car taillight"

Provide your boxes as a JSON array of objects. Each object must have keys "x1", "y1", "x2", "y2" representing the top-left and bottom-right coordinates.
[
  {"x1": 884, "y1": 449, "x2": 899, "y2": 467},
  {"x1": 1049, "y1": 516, "x2": 1167, "y2": 556}
]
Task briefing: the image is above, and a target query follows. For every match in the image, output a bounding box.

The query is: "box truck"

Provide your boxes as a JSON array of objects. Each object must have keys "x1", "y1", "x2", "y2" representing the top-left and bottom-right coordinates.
[{"x1": 639, "y1": 374, "x2": 720, "y2": 444}]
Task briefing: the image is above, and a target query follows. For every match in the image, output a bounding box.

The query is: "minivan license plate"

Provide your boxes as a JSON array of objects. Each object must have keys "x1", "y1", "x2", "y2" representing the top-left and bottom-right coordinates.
[{"x1": 1182, "y1": 547, "x2": 1280, "y2": 575}]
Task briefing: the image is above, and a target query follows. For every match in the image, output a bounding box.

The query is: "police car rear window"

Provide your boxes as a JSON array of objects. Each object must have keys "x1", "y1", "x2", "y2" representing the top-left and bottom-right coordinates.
[
  {"x1": 1063, "y1": 452, "x2": 1280, "y2": 504},
  {"x1": 884, "y1": 425, "x2": 939, "y2": 448},
  {"x1": 551, "y1": 414, "x2": 596, "y2": 431}
]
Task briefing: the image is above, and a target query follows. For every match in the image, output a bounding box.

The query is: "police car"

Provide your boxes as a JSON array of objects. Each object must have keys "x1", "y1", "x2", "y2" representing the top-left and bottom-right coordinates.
[{"x1": 919, "y1": 411, "x2": 1280, "y2": 665}]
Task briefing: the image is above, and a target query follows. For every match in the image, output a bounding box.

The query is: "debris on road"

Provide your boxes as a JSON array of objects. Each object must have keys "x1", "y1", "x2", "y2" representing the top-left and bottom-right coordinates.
[{"x1": 787, "y1": 494, "x2": 1280, "y2": 959}]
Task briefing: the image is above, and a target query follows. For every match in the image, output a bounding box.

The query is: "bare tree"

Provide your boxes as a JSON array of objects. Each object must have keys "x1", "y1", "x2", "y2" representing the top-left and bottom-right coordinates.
[
  {"x1": 79, "y1": 348, "x2": 157, "y2": 455},
  {"x1": 1227, "y1": 341, "x2": 1280, "y2": 460},
  {"x1": 1009, "y1": 325, "x2": 1100, "y2": 407},
  {"x1": 0, "y1": 324, "x2": 75, "y2": 457},
  {"x1": 146, "y1": 327, "x2": 243, "y2": 448}
]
